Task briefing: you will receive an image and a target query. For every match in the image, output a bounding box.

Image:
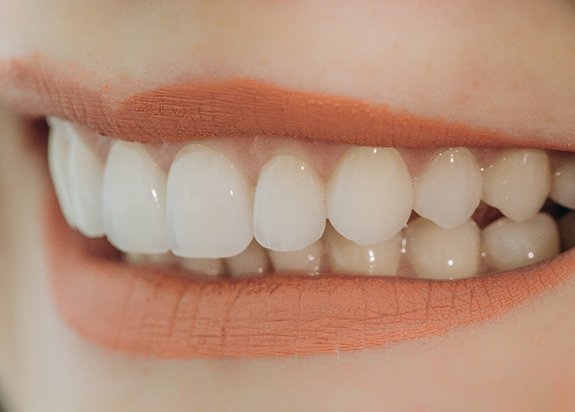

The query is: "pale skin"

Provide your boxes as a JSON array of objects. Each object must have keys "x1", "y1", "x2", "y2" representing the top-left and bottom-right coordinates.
[{"x1": 1, "y1": 1, "x2": 575, "y2": 411}]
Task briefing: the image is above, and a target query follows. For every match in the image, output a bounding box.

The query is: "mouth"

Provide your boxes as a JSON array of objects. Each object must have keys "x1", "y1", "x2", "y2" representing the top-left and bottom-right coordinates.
[{"x1": 7, "y1": 57, "x2": 575, "y2": 359}]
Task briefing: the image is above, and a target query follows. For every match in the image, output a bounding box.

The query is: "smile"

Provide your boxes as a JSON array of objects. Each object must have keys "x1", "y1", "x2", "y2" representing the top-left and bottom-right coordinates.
[{"x1": 5, "y1": 57, "x2": 575, "y2": 359}]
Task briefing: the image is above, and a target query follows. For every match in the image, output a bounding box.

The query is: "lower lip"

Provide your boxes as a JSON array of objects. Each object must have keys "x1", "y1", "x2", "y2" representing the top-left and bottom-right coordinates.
[{"x1": 44, "y1": 191, "x2": 575, "y2": 359}]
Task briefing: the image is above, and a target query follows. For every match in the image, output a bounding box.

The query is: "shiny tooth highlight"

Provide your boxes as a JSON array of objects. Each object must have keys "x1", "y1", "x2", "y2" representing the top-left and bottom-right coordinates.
[
  {"x1": 328, "y1": 147, "x2": 413, "y2": 245},
  {"x1": 254, "y1": 154, "x2": 326, "y2": 251},
  {"x1": 482, "y1": 213, "x2": 560, "y2": 272},
  {"x1": 325, "y1": 225, "x2": 401, "y2": 276},
  {"x1": 406, "y1": 218, "x2": 480, "y2": 280},
  {"x1": 414, "y1": 148, "x2": 482, "y2": 229},
  {"x1": 102, "y1": 141, "x2": 170, "y2": 254},
  {"x1": 226, "y1": 240, "x2": 271, "y2": 278},
  {"x1": 482, "y1": 149, "x2": 551, "y2": 222},
  {"x1": 67, "y1": 129, "x2": 105, "y2": 237},
  {"x1": 269, "y1": 240, "x2": 324, "y2": 275},
  {"x1": 550, "y1": 156, "x2": 575, "y2": 209},
  {"x1": 167, "y1": 144, "x2": 253, "y2": 259},
  {"x1": 47, "y1": 118, "x2": 77, "y2": 228}
]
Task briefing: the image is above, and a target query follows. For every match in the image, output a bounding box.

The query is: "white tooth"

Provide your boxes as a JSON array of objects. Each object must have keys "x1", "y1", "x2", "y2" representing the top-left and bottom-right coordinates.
[
  {"x1": 325, "y1": 225, "x2": 401, "y2": 276},
  {"x1": 102, "y1": 141, "x2": 169, "y2": 254},
  {"x1": 559, "y1": 211, "x2": 575, "y2": 250},
  {"x1": 414, "y1": 148, "x2": 482, "y2": 229},
  {"x1": 328, "y1": 147, "x2": 413, "y2": 245},
  {"x1": 482, "y1": 213, "x2": 560, "y2": 272},
  {"x1": 405, "y1": 218, "x2": 480, "y2": 280},
  {"x1": 178, "y1": 257, "x2": 225, "y2": 277},
  {"x1": 269, "y1": 241, "x2": 323, "y2": 275},
  {"x1": 167, "y1": 144, "x2": 253, "y2": 258},
  {"x1": 124, "y1": 252, "x2": 177, "y2": 267},
  {"x1": 254, "y1": 154, "x2": 326, "y2": 251},
  {"x1": 226, "y1": 240, "x2": 271, "y2": 277},
  {"x1": 67, "y1": 129, "x2": 105, "y2": 237},
  {"x1": 482, "y1": 149, "x2": 551, "y2": 222},
  {"x1": 550, "y1": 157, "x2": 575, "y2": 209},
  {"x1": 47, "y1": 118, "x2": 76, "y2": 228}
]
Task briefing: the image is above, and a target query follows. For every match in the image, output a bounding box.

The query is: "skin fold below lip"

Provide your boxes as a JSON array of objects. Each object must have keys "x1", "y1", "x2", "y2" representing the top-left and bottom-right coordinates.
[{"x1": 6, "y1": 55, "x2": 574, "y2": 358}]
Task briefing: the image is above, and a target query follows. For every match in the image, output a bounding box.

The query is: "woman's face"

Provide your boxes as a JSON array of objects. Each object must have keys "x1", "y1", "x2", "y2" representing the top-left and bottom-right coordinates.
[{"x1": 1, "y1": 1, "x2": 575, "y2": 411}]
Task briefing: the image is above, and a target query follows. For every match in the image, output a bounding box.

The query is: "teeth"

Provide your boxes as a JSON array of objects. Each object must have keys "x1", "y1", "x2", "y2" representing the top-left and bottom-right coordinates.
[
  {"x1": 102, "y1": 141, "x2": 170, "y2": 254},
  {"x1": 254, "y1": 154, "x2": 326, "y2": 251},
  {"x1": 405, "y1": 218, "x2": 480, "y2": 280},
  {"x1": 269, "y1": 240, "x2": 324, "y2": 275},
  {"x1": 325, "y1": 225, "x2": 401, "y2": 276},
  {"x1": 226, "y1": 240, "x2": 271, "y2": 277},
  {"x1": 414, "y1": 148, "x2": 482, "y2": 229},
  {"x1": 67, "y1": 129, "x2": 105, "y2": 237},
  {"x1": 178, "y1": 257, "x2": 226, "y2": 277},
  {"x1": 125, "y1": 253, "x2": 177, "y2": 267},
  {"x1": 47, "y1": 119, "x2": 76, "y2": 228},
  {"x1": 167, "y1": 144, "x2": 253, "y2": 258},
  {"x1": 482, "y1": 213, "x2": 560, "y2": 272},
  {"x1": 550, "y1": 156, "x2": 575, "y2": 209},
  {"x1": 482, "y1": 149, "x2": 551, "y2": 222},
  {"x1": 327, "y1": 147, "x2": 413, "y2": 245}
]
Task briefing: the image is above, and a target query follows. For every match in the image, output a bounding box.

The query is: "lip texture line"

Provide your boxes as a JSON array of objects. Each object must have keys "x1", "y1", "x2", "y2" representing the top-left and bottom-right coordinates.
[
  {"x1": 46, "y1": 192, "x2": 575, "y2": 359},
  {"x1": 0, "y1": 56, "x2": 567, "y2": 149}
]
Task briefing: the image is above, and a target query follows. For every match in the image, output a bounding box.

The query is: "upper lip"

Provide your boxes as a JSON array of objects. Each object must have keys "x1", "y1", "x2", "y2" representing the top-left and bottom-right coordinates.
[
  {"x1": 7, "y1": 53, "x2": 575, "y2": 359},
  {"x1": 1, "y1": 55, "x2": 574, "y2": 151}
]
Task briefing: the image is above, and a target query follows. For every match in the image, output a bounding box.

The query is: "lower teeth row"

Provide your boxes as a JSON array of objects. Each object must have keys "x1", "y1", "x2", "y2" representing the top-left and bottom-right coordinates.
[{"x1": 47, "y1": 116, "x2": 575, "y2": 280}]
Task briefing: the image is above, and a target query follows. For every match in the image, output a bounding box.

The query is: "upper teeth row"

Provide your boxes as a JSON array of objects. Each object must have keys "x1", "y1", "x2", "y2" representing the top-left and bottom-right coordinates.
[{"x1": 48, "y1": 117, "x2": 572, "y2": 264}]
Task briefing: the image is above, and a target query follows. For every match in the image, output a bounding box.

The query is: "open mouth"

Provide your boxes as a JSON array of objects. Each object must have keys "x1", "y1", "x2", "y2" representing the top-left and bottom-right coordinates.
[{"x1": 7, "y1": 58, "x2": 575, "y2": 359}]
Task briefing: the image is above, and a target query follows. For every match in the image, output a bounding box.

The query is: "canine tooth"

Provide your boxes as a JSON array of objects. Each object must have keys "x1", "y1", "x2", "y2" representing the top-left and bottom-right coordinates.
[
  {"x1": 550, "y1": 157, "x2": 575, "y2": 209},
  {"x1": 67, "y1": 130, "x2": 105, "y2": 237},
  {"x1": 102, "y1": 141, "x2": 169, "y2": 254},
  {"x1": 482, "y1": 213, "x2": 559, "y2": 271},
  {"x1": 254, "y1": 154, "x2": 326, "y2": 251},
  {"x1": 269, "y1": 241, "x2": 323, "y2": 275},
  {"x1": 328, "y1": 147, "x2": 413, "y2": 245},
  {"x1": 406, "y1": 218, "x2": 480, "y2": 280},
  {"x1": 48, "y1": 118, "x2": 76, "y2": 227},
  {"x1": 414, "y1": 148, "x2": 482, "y2": 229},
  {"x1": 167, "y1": 144, "x2": 253, "y2": 258},
  {"x1": 226, "y1": 240, "x2": 271, "y2": 277},
  {"x1": 179, "y1": 257, "x2": 225, "y2": 277},
  {"x1": 483, "y1": 149, "x2": 551, "y2": 222},
  {"x1": 325, "y1": 225, "x2": 401, "y2": 276}
]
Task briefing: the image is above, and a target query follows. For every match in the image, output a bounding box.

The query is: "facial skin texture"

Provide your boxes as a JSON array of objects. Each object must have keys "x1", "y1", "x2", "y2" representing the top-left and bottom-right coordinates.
[{"x1": 1, "y1": 1, "x2": 575, "y2": 411}]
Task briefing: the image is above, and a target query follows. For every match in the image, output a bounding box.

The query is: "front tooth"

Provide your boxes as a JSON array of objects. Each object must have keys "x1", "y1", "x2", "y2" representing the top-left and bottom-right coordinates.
[
  {"x1": 254, "y1": 154, "x2": 326, "y2": 251},
  {"x1": 405, "y1": 218, "x2": 480, "y2": 280},
  {"x1": 48, "y1": 118, "x2": 76, "y2": 227},
  {"x1": 482, "y1": 213, "x2": 559, "y2": 272},
  {"x1": 550, "y1": 156, "x2": 575, "y2": 209},
  {"x1": 167, "y1": 144, "x2": 253, "y2": 258},
  {"x1": 67, "y1": 130, "x2": 105, "y2": 237},
  {"x1": 414, "y1": 148, "x2": 482, "y2": 229},
  {"x1": 325, "y1": 225, "x2": 401, "y2": 276},
  {"x1": 327, "y1": 147, "x2": 413, "y2": 245},
  {"x1": 226, "y1": 240, "x2": 271, "y2": 277},
  {"x1": 102, "y1": 141, "x2": 169, "y2": 254},
  {"x1": 178, "y1": 257, "x2": 225, "y2": 277},
  {"x1": 269, "y1": 241, "x2": 323, "y2": 275},
  {"x1": 482, "y1": 149, "x2": 551, "y2": 222}
]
